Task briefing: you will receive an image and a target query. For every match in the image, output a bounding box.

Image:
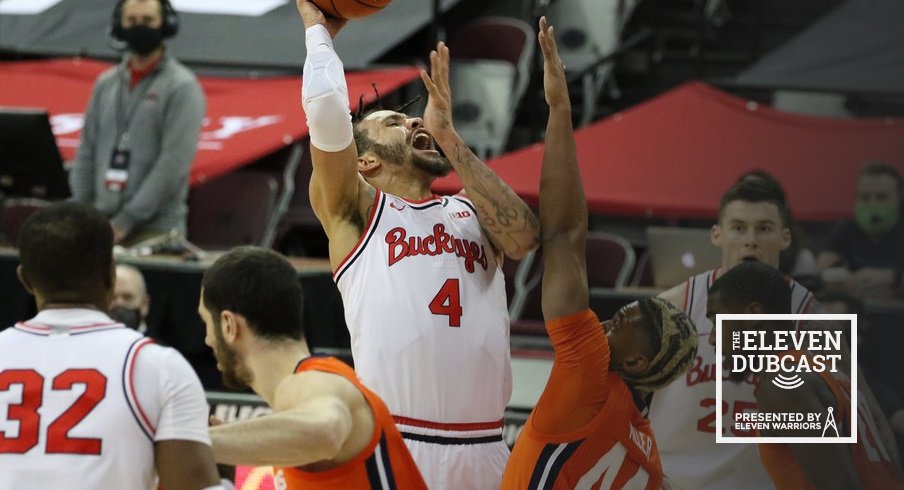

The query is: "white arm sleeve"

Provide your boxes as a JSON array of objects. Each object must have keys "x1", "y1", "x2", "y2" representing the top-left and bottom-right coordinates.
[
  {"x1": 302, "y1": 24, "x2": 354, "y2": 152},
  {"x1": 134, "y1": 344, "x2": 212, "y2": 444}
]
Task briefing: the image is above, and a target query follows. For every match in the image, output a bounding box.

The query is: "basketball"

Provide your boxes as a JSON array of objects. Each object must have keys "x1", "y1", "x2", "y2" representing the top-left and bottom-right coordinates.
[{"x1": 311, "y1": 0, "x2": 391, "y2": 19}]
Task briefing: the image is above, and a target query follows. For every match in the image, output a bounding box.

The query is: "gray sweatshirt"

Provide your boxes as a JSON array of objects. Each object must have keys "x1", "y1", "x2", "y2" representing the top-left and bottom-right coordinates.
[{"x1": 70, "y1": 54, "x2": 205, "y2": 236}]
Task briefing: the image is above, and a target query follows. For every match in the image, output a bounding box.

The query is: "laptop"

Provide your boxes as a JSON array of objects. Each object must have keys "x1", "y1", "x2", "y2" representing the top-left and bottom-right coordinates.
[
  {"x1": 646, "y1": 226, "x2": 722, "y2": 288},
  {"x1": 0, "y1": 108, "x2": 70, "y2": 199}
]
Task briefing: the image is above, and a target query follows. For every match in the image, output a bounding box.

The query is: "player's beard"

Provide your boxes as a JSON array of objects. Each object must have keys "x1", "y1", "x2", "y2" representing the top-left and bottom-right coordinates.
[
  {"x1": 374, "y1": 140, "x2": 452, "y2": 178},
  {"x1": 212, "y1": 319, "x2": 253, "y2": 390},
  {"x1": 412, "y1": 150, "x2": 452, "y2": 177}
]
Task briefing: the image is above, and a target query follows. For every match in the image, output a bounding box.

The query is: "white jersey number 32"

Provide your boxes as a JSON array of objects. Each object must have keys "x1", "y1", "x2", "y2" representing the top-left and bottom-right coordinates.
[{"x1": 0, "y1": 368, "x2": 107, "y2": 455}]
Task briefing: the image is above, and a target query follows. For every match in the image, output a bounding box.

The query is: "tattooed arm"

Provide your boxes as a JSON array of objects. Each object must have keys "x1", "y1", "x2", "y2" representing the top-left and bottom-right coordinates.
[{"x1": 420, "y1": 42, "x2": 539, "y2": 260}]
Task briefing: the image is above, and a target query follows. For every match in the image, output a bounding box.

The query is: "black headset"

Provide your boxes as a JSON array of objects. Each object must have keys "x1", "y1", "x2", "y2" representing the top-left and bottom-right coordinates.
[{"x1": 110, "y1": 0, "x2": 179, "y2": 40}]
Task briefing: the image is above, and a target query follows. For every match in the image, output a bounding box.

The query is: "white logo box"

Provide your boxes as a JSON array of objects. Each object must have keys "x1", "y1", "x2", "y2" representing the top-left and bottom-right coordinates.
[{"x1": 714, "y1": 313, "x2": 857, "y2": 444}]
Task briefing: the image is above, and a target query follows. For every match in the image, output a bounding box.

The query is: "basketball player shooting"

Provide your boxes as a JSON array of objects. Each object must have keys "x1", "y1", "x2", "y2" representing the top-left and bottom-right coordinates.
[
  {"x1": 500, "y1": 18, "x2": 698, "y2": 490},
  {"x1": 295, "y1": 1, "x2": 539, "y2": 488}
]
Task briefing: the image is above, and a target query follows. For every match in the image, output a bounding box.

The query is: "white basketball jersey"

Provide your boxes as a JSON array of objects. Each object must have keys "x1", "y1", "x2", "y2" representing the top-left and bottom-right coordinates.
[
  {"x1": 647, "y1": 269, "x2": 814, "y2": 490},
  {"x1": 0, "y1": 309, "x2": 210, "y2": 490},
  {"x1": 335, "y1": 191, "x2": 512, "y2": 424}
]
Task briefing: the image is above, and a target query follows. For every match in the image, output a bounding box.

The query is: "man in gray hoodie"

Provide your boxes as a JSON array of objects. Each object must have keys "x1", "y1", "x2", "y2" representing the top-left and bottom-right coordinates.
[{"x1": 70, "y1": 0, "x2": 204, "y2": 245}]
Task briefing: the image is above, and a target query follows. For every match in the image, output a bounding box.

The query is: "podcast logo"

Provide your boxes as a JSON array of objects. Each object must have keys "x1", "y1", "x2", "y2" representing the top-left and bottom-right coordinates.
[
  {"x1": 728, "y1": 328, "x2": 842, "y2": 390},
  {"x1": 715, "y1": 314, "x2": 857, "y2": 444}
]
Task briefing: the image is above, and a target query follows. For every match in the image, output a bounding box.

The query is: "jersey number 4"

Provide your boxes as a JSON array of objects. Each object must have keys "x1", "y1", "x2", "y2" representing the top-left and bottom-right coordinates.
[
  {"x1": 429, "y1": 279, "x2": 462, "y2": 327},
  {"x1": 0, "y1": 368, "x2": 107, "y2": 455}
]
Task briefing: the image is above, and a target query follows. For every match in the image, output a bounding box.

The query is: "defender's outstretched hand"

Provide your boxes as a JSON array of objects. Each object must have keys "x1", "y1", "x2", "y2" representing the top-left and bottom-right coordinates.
[
  {"x1": 539, "y1": 16, "x2": 569, "y2": 111},
  {"x1": 296, "y1": 0, "x2": 347, "y2": 38},
  {"x1": 536, "y1": 16, "x2": 587, "y2": 320},
  {"x1": 420, "y1": 42, "x2": 454, "y2": 134}
]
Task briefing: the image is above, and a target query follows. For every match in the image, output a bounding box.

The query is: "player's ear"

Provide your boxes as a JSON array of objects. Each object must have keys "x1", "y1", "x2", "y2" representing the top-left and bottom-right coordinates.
[
  {"x1": 746, "y1": 302, "x2": 765, "y2": 315},
  {"x1": 711, "y1": 223, "x2": 722, "y2": 247},
  {"x1": 744, "y1": 302, "x2": 768, "y2": 328},
  {"x1": 220, "y1": 310, "x2": 240, "y2": 342},
  {"x1": 16, "y1": 265, "x2": 34, "y2": 296},
  {"x1": 357, "y1": 154, "x2": 381, "y2": 174},
  {"x1": 780, "y1": 226, "x2": 791, "y2": 251}
]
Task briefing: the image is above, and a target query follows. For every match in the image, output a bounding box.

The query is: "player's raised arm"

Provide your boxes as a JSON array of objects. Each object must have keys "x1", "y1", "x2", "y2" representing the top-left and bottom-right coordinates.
[
  {"x1": 296, "y1": 1, "x2": 371, "y2": 242},
  {"x1": 535, "y1": 17, "x2": 588, "y2": 320},
  {"x1": 420, "y1": 41, "x2": 539, "y2": 259}
]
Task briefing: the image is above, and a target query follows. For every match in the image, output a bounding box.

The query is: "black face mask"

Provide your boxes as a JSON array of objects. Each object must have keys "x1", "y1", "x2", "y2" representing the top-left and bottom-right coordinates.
[
  {"x1": 121, "y1": 25, "x2": 163, "y2": 55},
  {"x1": 109, "y1": 305, "x2": 142, "y2": 330}
]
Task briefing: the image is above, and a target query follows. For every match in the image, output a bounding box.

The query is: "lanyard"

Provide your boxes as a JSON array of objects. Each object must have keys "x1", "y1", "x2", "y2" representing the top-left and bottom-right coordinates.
[{"x1": 114, "y1": 64, "x2": 161, "y2": 149}]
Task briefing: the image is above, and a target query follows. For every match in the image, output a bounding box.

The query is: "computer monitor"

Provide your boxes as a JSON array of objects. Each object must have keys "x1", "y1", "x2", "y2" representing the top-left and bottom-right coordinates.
[{"x1": 0, "y1": 108, "x2": 70, "y2": 199}]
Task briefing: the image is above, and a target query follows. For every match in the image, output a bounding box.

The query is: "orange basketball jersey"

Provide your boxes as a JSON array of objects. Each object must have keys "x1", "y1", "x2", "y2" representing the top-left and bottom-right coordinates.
[
  {"x1": 759, "y1": 352, "x2": 904, "y2": 490},
  {"x1": 501, "y1": 309, "x2": 663, "y2": 490},
  {"x1": 274, "y1": 357, "x2": 427, "y2": 490}
]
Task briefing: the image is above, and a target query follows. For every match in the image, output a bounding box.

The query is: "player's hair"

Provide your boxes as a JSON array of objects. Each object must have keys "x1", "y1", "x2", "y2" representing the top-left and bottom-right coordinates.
[
  {"x1": 202, "y1": 246, "x2": 305, "y2": 341},
  {"x1": 709, "y1": 261, "x2": 791, "y2": 315},
  {"x1": 353, "y1": 122, "x2": 380, "y2": 157},
  {"x1": 623, "y1": 297, "x2": 698, "y2": 393},
  {"x1": 17, "y1": 202, "x2": 113, "y2": 296},
  {"x1": 718, "y1": 179, "x2": 790, "y2": 227},
  {"x1": 860, "y1": 161, "x2": 903, "y2": 197},
  {"x1": 736, "y1": 169, "x2": 787, "y2": 203}
]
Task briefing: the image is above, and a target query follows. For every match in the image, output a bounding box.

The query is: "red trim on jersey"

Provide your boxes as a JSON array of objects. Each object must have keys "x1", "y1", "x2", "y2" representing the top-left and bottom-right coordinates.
[
  {"x1": 793, "y1": 293, "x2": 816, "y2": 333},
  {"x1": 128, "y1": 338, "x2": 157, "y2": 434},
  {"x1": 332, "y1": 190, "x2": 383, "y2": 281},
  {"x1": 784, "y1": 275, "x2": 811, "y2": 305},
  {"x1": 708, "y1": 267, "x2": 720, "y2": 287},
  {"x1": 16, "y1": 321, "x2": 121, "y2": 335},
  {"x1": 682, "y1": 276, "x2": 692, "y2": 311},
  {"x1": 393, "y1": 415, "x2": 503, "y2": 432},
  {"x1": 396, "y1": 194, "x2": 442, "y2": 205},
  {"x1": 799, "y1": 293, "x2": 814, "y2": 314}
]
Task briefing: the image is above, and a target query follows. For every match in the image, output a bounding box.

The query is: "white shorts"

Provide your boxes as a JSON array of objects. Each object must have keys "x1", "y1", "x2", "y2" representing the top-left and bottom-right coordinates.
[
  {"x1": 404, "y1": 439, "x2": 510, "y2": 490},
  {"x1": 395, "y1": 417, "x2": 510, "y2": 490}
]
